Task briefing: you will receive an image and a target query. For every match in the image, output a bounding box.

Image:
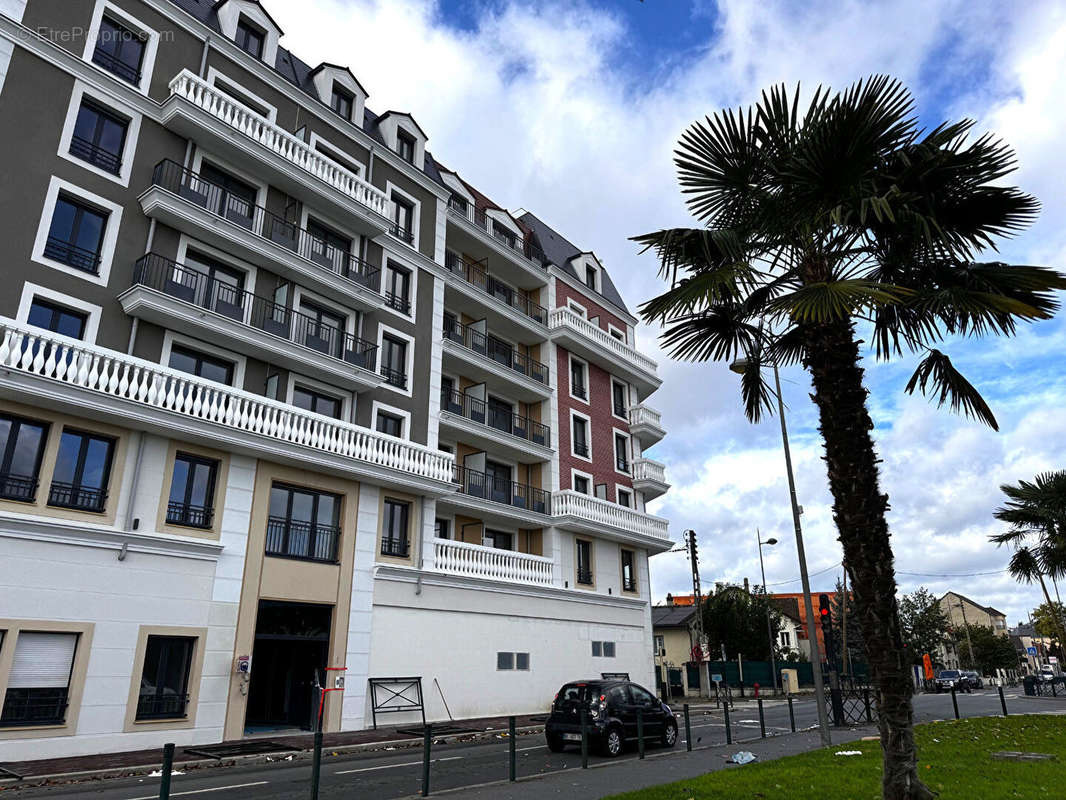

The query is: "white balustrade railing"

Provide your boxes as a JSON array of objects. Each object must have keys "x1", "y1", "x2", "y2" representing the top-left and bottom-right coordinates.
[
  {"x1": 0, "y1": 320, "x2": 454, "y2": 483},
  {"x1": 628, "y1": 404, "x2": 663, "y2": 430},
  {"x1": 168, "y1": 70, "x2": 393, "y2": 220},
  {"x1": 548, "y1": 309, "x2": 658, "y2": 375},
  {"x1": 632, "y1": 458, "x2": 667, "y2": 484},
  {"x1": 553, "y1": 490, "x2": 669, "y2": 539},
  {"x1": 433, "y1": 538, "x2": 554, "y2": 586}
]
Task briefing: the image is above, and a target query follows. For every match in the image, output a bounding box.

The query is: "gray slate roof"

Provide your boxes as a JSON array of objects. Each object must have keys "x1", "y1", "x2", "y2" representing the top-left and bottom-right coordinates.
[{"x1": 652, "y1": 605, "x2": 697, "y2": 628}]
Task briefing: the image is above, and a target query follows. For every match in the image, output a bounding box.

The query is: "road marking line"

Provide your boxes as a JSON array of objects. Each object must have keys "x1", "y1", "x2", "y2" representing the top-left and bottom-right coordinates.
[
  {"x1": 125, "y1": 781, "x2": 268, "y2": 800},
  {"x1": 516, "y1": 745, "x2": 546, "y2": 752},
  {"x1": 336, "y1": 756, "x2": 461, "y2": 775}
]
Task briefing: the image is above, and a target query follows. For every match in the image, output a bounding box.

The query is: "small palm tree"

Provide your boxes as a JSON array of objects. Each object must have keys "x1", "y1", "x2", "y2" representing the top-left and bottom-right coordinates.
[{"x1": 635, "y1": 77, "x2": 1065, "y2": 800}]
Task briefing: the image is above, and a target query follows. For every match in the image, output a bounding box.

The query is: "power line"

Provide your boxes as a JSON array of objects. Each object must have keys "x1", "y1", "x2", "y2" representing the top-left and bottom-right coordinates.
[
  {"x1": 896, "y1": 568, "x2": 1008, "y2": 578},
  {"x1": 764, "y1": 563, "x2": 838, "y2": 587}
]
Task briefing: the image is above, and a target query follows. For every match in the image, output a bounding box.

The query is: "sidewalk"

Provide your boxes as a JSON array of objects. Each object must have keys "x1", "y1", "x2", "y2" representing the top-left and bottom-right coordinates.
[
  {"x1": 439, "y1": 725, "x2": 877, "y2": 800},
  {"x1": 0, "y1": 713, "x2": 547, "y2": 782}
]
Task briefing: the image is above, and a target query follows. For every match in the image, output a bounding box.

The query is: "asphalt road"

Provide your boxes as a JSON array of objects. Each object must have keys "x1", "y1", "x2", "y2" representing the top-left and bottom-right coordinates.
[{"x1": 7, "y1": 690, "x2": 1063, "y2": 800}]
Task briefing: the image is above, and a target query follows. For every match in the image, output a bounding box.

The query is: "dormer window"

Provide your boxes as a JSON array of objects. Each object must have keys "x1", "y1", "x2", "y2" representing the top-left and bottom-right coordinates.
[
  {"x1": 235, "y1": 18, "x2": 265, "y2": 58},
  {"x1": 585, "y1": 265, "x2": 597, "y2": 290},
  {"x1": 396, "y1": 129, "x2": 416, "y2": 164},
  {"x1": 331, "y1": 83, "x2": 354, "y2": 120}
]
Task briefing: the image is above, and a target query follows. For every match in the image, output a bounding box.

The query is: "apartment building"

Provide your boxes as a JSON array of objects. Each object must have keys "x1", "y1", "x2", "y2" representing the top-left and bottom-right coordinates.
[{"x1": 0, "y1": 0, "x2": 670, "y2": 760}]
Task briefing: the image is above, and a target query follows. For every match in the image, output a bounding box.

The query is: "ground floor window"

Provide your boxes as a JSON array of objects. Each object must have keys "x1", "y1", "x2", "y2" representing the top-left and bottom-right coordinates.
[
  {"x1": 0, "y1": 632, "x2": 78, "y2": 726},
  {"x1": 136, "y1": 636, "x2": 194, "y2": 720}
]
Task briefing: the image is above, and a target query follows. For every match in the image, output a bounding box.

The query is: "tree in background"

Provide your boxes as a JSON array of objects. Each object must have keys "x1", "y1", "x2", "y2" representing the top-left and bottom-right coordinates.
[
  {"x1": 832, "y1": 577, "x2": 865, "y2": 671},
  {"x1": 699, "y1": 585, "x2": 783, "y2": 662},
  {"x1": 957, "y1": 624, "x2": 1020, "y2": 674},
  {"x1": 898, "y1": 587, "x2": 951, "y2": 664},
  {"x1": 1032, "y1": 602, "x2": 1065, "y2": 659}
]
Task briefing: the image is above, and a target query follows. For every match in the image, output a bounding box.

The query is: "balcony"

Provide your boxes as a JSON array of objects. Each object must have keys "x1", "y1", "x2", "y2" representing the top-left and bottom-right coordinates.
[
  {"x1": 0, "y1": 319, "x2": 455, "y2": 492},
  {"x1": 552, "y1": 490, "x2": 671, "y2": 551},
  {"x1": 549, "y1": 309, "x2": 661, "y2": 400},
  {"x1": 439, "y1": 389, "x2": 551, "y2": 461},
  {"x1": 628, "y1": 404, "x2": 665, "y2": 447},
  {"x1": 631, "y1": 457, "x2": 669, "y2": 501},
  {"x1": 162, "y1": 70, "x2": 393, "y2": 234},
  {"x1": 141, "y1": 160, "x2": 383, "y2": 311},
  {"x1": 433, "y1": 538, "x2": 553, "y2": 587},
  {"x1": 441, "y1": 319, "x2": 551, "y2": 402},
  {"x1": 265, "y1": 516, "x2": 340, "y2": 563},
  {"x1": 440, "y1": 464, "x2": 550, "y2": 525},
  {"x1": 120, "y1": 254, "x2": 382, "y2": 392},
  {"x1": 444, "y1": 252, "x2": 547, "y2": 341},
  {"x1": 446, "y1": 197, "x2": 549, "y2": 287}
]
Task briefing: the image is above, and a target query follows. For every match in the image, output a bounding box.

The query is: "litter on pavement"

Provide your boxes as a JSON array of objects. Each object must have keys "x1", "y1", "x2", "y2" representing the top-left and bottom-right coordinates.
[
  {"x1": 728, "y1": 751, "x2": 757, "y2": 765},
  {"x1": 834, "y1": 751, "x2": 863, "y2": 756}
]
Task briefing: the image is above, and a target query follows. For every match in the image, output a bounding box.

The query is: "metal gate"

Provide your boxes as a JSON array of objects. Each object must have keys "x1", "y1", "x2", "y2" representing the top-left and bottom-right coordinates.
[{"x1": 667, "y1": 667, "x2": 684, "y2": 697}]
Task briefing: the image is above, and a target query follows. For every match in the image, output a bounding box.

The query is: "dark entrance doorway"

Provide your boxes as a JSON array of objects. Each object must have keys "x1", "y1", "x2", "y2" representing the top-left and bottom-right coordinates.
[{"x1": 245, "y1": 600, "x2": 332, "y2": 732}]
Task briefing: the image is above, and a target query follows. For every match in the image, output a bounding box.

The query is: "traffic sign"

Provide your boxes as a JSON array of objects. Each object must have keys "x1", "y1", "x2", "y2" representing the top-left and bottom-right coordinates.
[
  {"x1": 711, "y1": 673, "x2": 723, "y2": 683},
  {"x1": 1027, "y1": 647, "x2": 1038, "y2": 656}
]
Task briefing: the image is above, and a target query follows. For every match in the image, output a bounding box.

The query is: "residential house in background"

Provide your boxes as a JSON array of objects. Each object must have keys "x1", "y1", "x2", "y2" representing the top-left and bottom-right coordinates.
[
  {"x1": 769, "y1": 596, "x2": 810, "y2": 661},
  {"x1": 651, "y1": 598, "x2": 701, "y2": 698},
  {"x1": 939, "y1": 592, "x2": 1008, "y2": 636}
]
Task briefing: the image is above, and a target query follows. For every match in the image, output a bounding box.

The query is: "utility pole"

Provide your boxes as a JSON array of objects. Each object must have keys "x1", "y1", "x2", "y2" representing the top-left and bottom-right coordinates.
[
  {"x1": 955, "y1": 600, "x2": 976, "y2": 669},
  {"x1": 757, "y1": 529, "x2": 778, "y2": 690},
  {"x1": 687, "y1": 529, "x2": 705, "y2": 653}
]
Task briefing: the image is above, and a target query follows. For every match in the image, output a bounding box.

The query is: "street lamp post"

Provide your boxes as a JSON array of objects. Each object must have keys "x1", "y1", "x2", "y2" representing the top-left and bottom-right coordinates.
[
  {"x1": 732, "y1": 358, "x2": 832, "y2": 745},
  {"x1": 954, "y1": 601, "x2": 976, "y2": 669},
  {"x1": 757, "y1": 531, "x2": 779, "y2": 691}
]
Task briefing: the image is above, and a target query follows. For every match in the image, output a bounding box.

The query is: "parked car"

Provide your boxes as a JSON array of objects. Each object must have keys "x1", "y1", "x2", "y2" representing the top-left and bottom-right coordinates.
[
  {"x1": 962, "y1": 671, "x2": 983, "y2": 689},
  {"x1": 545, "y1": 679, "x2": 678, "y2": 757},
  {"x1": 1039, "y1": 666, "x2": 1057, "y2": 683},
  {"x1": 934, "y1": 670, "x2": 973, "y2": 693}
]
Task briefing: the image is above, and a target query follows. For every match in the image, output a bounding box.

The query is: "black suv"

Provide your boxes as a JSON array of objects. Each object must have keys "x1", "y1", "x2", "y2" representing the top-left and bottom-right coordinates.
[{"x1": 545, "y1": 679, "x2": 678, "y2": 757}]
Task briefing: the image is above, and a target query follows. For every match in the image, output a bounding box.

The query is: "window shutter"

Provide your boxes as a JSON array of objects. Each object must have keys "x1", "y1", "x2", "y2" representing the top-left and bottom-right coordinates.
[{"x1": 8, "y1": 632, "x2": 78, "y2": 688}]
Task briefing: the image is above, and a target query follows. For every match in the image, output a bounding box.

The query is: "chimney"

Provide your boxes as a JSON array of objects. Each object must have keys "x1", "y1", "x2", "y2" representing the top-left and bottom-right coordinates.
[
  {"x1": 743, "y1": 577, "x2": 750, "y2": 593},
  {"x1": 666, "y1": 593, "x2": 674, "y2": 606}
]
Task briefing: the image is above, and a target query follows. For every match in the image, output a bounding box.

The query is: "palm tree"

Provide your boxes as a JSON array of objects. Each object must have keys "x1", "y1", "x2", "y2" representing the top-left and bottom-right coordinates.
[
  {"x1": 1008, "y1": 546, "x2": 1066, "y2": 644},
  {"x1": 635, "y1": 77, "x2": 1065, "y2": 800}
]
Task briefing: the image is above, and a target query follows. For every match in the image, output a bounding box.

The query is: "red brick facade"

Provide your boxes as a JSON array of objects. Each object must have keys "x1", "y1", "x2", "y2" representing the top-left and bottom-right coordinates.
[{"x1": 555, "y1": 281, "x2": 630, "y2": 337}]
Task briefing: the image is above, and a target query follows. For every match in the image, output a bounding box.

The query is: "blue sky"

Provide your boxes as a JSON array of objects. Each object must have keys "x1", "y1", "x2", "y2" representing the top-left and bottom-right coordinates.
[{"x1": 268, "y1": 0, "x2": 1066, "y2": 625}]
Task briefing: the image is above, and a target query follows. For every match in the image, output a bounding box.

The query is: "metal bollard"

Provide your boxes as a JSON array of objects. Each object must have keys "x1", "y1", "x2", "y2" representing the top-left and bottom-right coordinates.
[
  {"x1": 1053, "y1": 681, "x2": 1059, "y2": 698},
  {"x1": 723, "y1": 702, "x2": 733, "y2": 745},
  {"x1": 863, "y1": 688, "x2": 872, "y2": 723},
  {"x1": 788, "y1": 697, "x2": 796, "y2": 733},
  {"x1": 309, "y1": 730, "x2": 323, "y2": 800},
  {"x1": 158, "y1": 743, "x2": 175, "y2": 800},
  {"x1": 758, "y1": 698, "x2": 766, "y2": 738},
  {"x1": 684, "y1": 703, "x2": 692, "y2": 751},
  {"x1": 998, "y1": 685, "x2": 1008, "y2": 717},
  {"x1": 508, "y1": 716, "x2": 517, "y2": 782},
  {"x1": 637, "y1": 709, "x2": 646, "y2": 759},
  {"x1": 950, "y1": 688, "x2": 959, "y2": 720},
  {"x1": 580, "y1": 710, "x2": 589, "y2": 769},
  {"x1": 421, "y1": 724, "x2": 432, "y2": 797}
]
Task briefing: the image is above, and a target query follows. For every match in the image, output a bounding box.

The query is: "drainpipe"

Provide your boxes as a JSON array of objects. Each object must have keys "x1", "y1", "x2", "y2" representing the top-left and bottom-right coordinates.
[{"x1": 123, "y1": 432, "x2": 146, "y2": 533}]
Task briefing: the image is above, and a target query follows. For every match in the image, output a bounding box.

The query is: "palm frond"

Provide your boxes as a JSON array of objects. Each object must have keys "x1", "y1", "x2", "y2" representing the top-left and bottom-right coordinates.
[
  {"x1": 904, "y1": 348, "x2": 998, "y2": 430},
  {"x1": 767, "y1": 279, "x2": 910, "y2": 322},
  {"x1": 656, "y1": 306, "x2": 760, "y2": 363},
  {"x1": 738, "y1": 351, "x2": 776, "y2": 423},
  {"x1": 1008, "y1": 546, "x2": 1042, "y2": 584}
]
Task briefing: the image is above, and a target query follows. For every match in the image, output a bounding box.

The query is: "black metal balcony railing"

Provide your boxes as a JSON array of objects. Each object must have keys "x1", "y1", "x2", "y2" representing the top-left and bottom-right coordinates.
[
  {"x1": 577, "y1": 568, "x2": 594, "y2": 586},
  {"x1": 265, "y1": 516, "x2": 339, "y2": 563},
  {"x1": 91, "y1": 48, "x2": 141, "y2": 85},
  {"x1": 448, "y1": 195, "x2": 468, "y2": 215},
  {"x1": 48, "y1": 481, "x2": 106, "y2": 512},
  {"x1": 380, "y1": 365, "x2": 408, "y2": 390},
  {"x1": 380, "y1": 536, "x2": 410, "y2": 558},
  {"x1": 133, "y1": 254, "x2": 379, "y2": 372},
  {"x1": 623, "y1": 576, "x2": 636, "y2": 592},
  {"x1": 572, "y1": 381, "x2": 588, "y2": 400},
  {"x1": 442, "y1": 320, "x2": 549, "y2": 385},
  {"x1": 452, "y1": 464, "x2": 550, "y2": 515},
  {"x1": 150, "y1": 160, "x2": 381, "y2": 292},
  {"x1": 390, "y1": 224, "x2": 415, "y2": 245},
  {"x1": 44, "y1": 236, "x2": 101, "y2": 275},
  {"x1": 616, "y1": 455, "x2": 630, "y2": 473},
  {"x1": 574, "y1": 441, "x2": 589, "y2": 458},
  {"x1": 384, "y1": 292, "x2": 412, "y2": 316},
  {"x1": 0, "y1": 472, "x2": 39, "y2": 502},
  {"x1": 0, "y1": 688, "x2": 69, "y2": 727},
  {"x1": 444, "y1": 252, "x2": 547, "y2": 325},
  {"x1": 613, "y1": 401, "x2": 627, "y2": 417},
  {"x1": 440, "y1": 389, "x2": 550, "y2": 448},
  {"x1": 447, "y1": 201, "x2": 547, "y2": 267},
  {"x1": 136, "y1": 693, "x2": 190, "y2": 720},
  {"x1": 69, "y1": 136, "x2": 122, "y2": 175},
  {"x1": 166, "y1": 500, "x2": 214, "y2": 529}
]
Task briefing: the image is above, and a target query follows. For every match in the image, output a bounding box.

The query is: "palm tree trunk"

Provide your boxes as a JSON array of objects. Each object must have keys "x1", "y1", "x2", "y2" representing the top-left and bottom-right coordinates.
[{"x1": 802, "y1": 318, "x2": 934, "y2": 800}]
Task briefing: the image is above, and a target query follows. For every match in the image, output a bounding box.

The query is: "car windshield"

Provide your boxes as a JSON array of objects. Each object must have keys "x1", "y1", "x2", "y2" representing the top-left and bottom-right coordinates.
[
  {"x1": 555, "y1": 684, "x2": 593, "y2": 708},
  {"x1": 938, "y1": 670, "x2": 959, "y2": 679}
]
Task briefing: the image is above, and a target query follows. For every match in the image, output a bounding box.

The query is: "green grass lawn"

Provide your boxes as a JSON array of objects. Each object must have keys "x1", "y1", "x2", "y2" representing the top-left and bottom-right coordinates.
[{"x1": 603, "y1": 715, "x2": 1065, "y2": 800}]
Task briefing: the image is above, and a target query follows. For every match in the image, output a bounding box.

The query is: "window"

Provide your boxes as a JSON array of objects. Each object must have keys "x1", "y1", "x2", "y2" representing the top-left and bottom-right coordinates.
[
  {"x1": 573, "y1": 475, "x2": 590, "y2": 495},
  {"x1": 45, "y1": 195, "x2": 108, "y2": 274},
  {"x1": 293, "y1": 385, "x2": 342, "y2": 420},
  {"x1": 330, "y1": 83, "x2": 354, "y2": 119},
  {"x1": 168, "y1": 345, "x2": 235, "y2": 386},
  {"x1": 567, "y1": 301, "x2": 586, "y2": 318},
  {"x1": 266, "y1": 484, "x2": 341, "y2": 562},
  {"x1": 376, "y1": 412, "x2": 404, "y2": 438},
  {"x1": 392, "y1": 194, "x2": 415, "y2": 244},
  {"x1": 235, "y1": 18, "x2": 265, "y2": 58},
  {"x1": 382, "y1": 498, "x2": 410, "y2": 557},
  {"x1": 485, "y1": 529, "x2": 513, "y2": 551},
  {"x1": 496, "y1": 652, "x2": 530, "y2": 671},
  {"x1": 182, "y1": 250, "x2": 246, "y2": 316},
  {"x1": 384, "y1": 263, "x2": 412, "y2": 315},
  {"x1": 612, "y1": 381, "x2": 628, "y2": 417},
  {"x1": 610, "y1": 327, "x2": 626, "y2": 343},
  {"x1": 615, "y1": 433, "x2": 630, "y2": 473},
  {"x1": 515, "y1": 652, "x2": 530, "y2": 670},
  {"x1": 617, "y1": 488, "x2": 632, "y2": 508},
  {"x1": 449, "y1": 194, "x2": 468, "y2": 215},
  {"x1": 487, "y1": 396, "x2": 514, "y2": 434},
  {"x1": 91, "y1": 16, "x2": 146, "y2": 84},
  {"x1": 199, "y1": 162, "x2": 258, "y2": 228},
  {"x1": 485, "y1": 460, "x2": 512, "y2": 505},
  {"x1": 781, "y1": 631, "x2": 791, "y2": 647},
  {"x1": 70, "y1": 99, "x2": 128, "y2": 175},
  {"x1": 0, "y1": 414, "x2": 49, "y2": 502},
  {"x1": 585, "y1": 265, "x2": 597, "y2": 290},
  {"x1": 306, "y1": 218, "x2": 352, "y2": 273},
  {"x1": 621, "y1": 549, "x2": 636, "y2": 592},
  {"x1": 570, "y1": 358, "x2": 587, "y2": 400},
  {"x1": 381, "y1": 334, "x2": 408, "y2": 389},
  {"x1": 577, "y1": 539, "x2": 593, "y2": 585},
  {"x1": 136, "y1": 636, "x2": 194, "y2": 720},
  {"x1": 572, "y1": 416, "x2": 589, "y2": 458},
  {"x1": 435, "y1": 518, "x2": 450, "y2": 539},
  {"x1": 299, "y1": 300, "x2": 346, "y2": 359},
  {"x1": 591, "y1": 640, "x2": 615, "y2": 658},
  {"x1": 396, "y1": 129, "x2": 416, "y2": 163},
  {"x1": 167, "y1": 453, "x2": 218, "y2": 529},
  {"x1": 0, "y1": 632, "x2": 78, "y2": 726},
  {"x1": 27, "y1": 298, "x2": 87, "y2": 339},
  {"x1": 48, "y1": 429, "x2": 114, "y2": 512},
  {"x1": 654, "y1": 635, "x2": 665, "y2": 654}
]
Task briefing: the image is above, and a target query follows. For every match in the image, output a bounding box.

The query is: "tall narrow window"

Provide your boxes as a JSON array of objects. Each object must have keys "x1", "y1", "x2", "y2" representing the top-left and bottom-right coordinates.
[
  {"x1": 330, "y1": 83, "x2": 354, "y2": 119},
  {"x1": 0, "y1": 414, "x2": 49, "y2": 502},
  {"x1": 45, "y1": 195, "x2": 108, "y2": 274},
  {"x1": 198, "y1": 163, "x2": 257, "y2": 229},
  {"x1": 266, "y1": 484, "x2": 341, "y2": 562},
  {"x1": 617, "y1": 488, "x2": 632, "y2": 508},
  {"x1": 576, "y1": 539, "x2": 593, "y2": 585},
  {"x1": 306, "y1": 218, "x2": 352, "y2": 274},
  {"x1": 27, "y1": 298, "x2": 87, "y2": 339},
  {"x1": 612, "y1": 381, "x2": 628, "y2": 417},
  {"x1": 434, "y1": 518, "x2": 450, "y2": 539},
  {"x1": 49, "y1": 429, "x2": 114, "y2": 512},
  {"x1": 570, "y1": 358, "x2": 587, "y2": 400},
  {"x1": 585, "y1": 265, "x2": 597, "y2": 290},
  {"x1": 234, "y1": 18, "x2": 265, "y2": 58},
  {"x1": 0, "y1": 632, "x2": 78, "y2": 726},
  {"x1": 382, "y1": 498, "x2": 410, "y2": 557},
  {"x1": 396, "y1": 129, "x2": 416, "y2": 163},
  {"x1": 615, "y1": 433, "x2": 629, "y2": 473},
  {"x1": 573, "y1": 474, "x2": 590, "y2": 495},
  {"x1": 384, "y1": 264, "x2": 412, "y2": 314},
  {"x1": 136, "y1": 636, "x2": 194, "y2": 720},
  {"x1": 91, "y1": 16, "x2": 146, "y2": 85},
  {"x1": 621, "y1": 549, "x2": 636, "y2": 592},
  {"x1": 70, "y1": 100, "x2": 128, "y2": 175},
  {"x1": 167, "y1": 453, "x2": 218, "y2": 529},
  {"x1": 381, "y1": 335, "x2": 408, "y2": 389},
  {"x1": 572, "y1": 417, "x2": 589, "y2": 458},
  {"x1": 392, "y1": 194, "x2": 414, "y2": 243}
]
